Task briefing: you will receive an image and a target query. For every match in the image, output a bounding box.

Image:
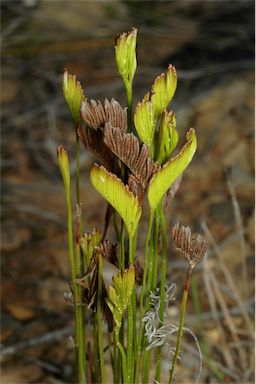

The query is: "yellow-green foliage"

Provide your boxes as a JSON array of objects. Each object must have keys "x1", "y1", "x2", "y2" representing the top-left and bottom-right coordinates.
[
  {"x1": 151, "y1": 65, "x2": 177, "y2": 120},
  {"x1": 57, "y1": 145, "x2": 70, "y2": 192},
  {"x1": 115, "y1": 28, "x2": 137, "y2": 85},
  {"x1": 90, "y1": 165, "x2": 142, "y2": 238},
  {"x1": 106, "y1": 266, "x2": 135, "y2": 333},
  {"x1": 155, "y1": 110, "x2": 178, "y2": 164},
  {"x1": 134, "y1": 99, "x2": 155, "y2": 151},
  {"x1": 148, "y1": 128, "x2": 197, "y2": 211},
  {"x1": 80, "y1": 228, "x2": 101, "y2": 266},
  {"x1": 63, "y1": 70, "x2": 84, "y2": 125}
]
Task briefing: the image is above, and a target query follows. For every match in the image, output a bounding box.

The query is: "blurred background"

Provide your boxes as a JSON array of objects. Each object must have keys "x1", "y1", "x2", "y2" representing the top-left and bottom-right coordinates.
[{"x1": 1, "y1": 1, "x2": 254, "y2": 383}]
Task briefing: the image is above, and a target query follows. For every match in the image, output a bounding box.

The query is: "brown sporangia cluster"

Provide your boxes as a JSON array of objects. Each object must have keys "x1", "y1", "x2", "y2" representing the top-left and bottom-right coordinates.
[
  {"x1": 81, "y1": 98, "x2": 127, "y2": 132},
  {"x1": 79, "y1": 97, "x2": 157, "y2": 201},
  {"x1": 104, "y1": 122, "x2": 157, "y2": 198},
  {"x1": 172, "y1": 223, "x2": 207, "y2": 269}
]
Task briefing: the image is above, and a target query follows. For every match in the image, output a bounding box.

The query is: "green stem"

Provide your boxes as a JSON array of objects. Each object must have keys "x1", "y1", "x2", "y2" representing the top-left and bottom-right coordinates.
[
  {"x1": 115, "y1": 331, "x2": 127, "y2": 383},
  {"x1": 126, "y1": 234, "x2": 137, "y2": 384},
  {"x1": 97, "y1": 255, "x2": 106, "y2": 384},
  {"x1": 120, "y1": 222, "x2": 125, "y2": 272},
  {"x1": 127, "y1": 303, "x2": 134, "y2": 384},
  {"x1": 93, "y1": 316, "x2": 99, "y2": 383},
  {"x1": 112, "y1": 334, "x2": 120, "y2": 383},
  {"x1": 76, "y1": 130, "x2": 81, "y2": 206},
  {"x1": 75, "y1": 129, "x2": 86, "y2": 383},
  {"x1": 64, "y1": 183, "x2": 86, "y2": 383},
  {"x1": 142, "y1": 209, "x2": 160, "y2": 383},
  {"x1": 169, "y1": 266, "x2": 192, "y2": 384},
  {"x1": 125, "y1": 81, "x2": 133, "y2": 133},
  {"x1": 155, "y1": 204, "x2": 167, "y2": 382},
  {"x1": 152, "y1": 208, "x2": 160, "y2": 289},
  {"x1": 134, "y1": 211, "x2": 154, "y2": 384}
]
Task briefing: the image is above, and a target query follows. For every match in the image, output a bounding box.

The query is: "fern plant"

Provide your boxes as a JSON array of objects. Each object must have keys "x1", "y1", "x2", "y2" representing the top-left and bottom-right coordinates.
[{"x1": 58, "y1": 28, "x2": 207, "y2": 384}]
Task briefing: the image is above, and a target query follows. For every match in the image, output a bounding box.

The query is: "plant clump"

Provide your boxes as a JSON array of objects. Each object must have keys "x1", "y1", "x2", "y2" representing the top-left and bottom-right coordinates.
[{"x1": 58, "y1": 27, "x2": 207, "y2": 384}]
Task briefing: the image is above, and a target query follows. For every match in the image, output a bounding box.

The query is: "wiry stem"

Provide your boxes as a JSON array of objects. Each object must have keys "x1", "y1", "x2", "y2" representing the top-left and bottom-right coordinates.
[
  {"x1": 64, "y1": 177, "x2": 86, "y2": 384},
  {"x1": 125, "y1": 81, "x2": 133, "y2": 133},
  {"x1": 155, "y1": 204, "x2": 167, "y2": 382},
  {"x1": 142, "y1": 210, "x2": 160, "y2": 383},
  {"x1": 75, "y1": 129, "x2": 86, "y2": 383},
  {"x1": 127, "y1": 234, "x2": 136, "y2": 384},
  {"x1": 169, "y1": 265, "x2": 192, "y2": 383},
  {"x1": 134, "y1": 212, "x2": 154, "y2": 384},
  {"x1": 97, "y1": 255, "x2": 106, "y2": 384},
  {"x1": 115, "y1": 332, "x2": 127, "y2": 383}
]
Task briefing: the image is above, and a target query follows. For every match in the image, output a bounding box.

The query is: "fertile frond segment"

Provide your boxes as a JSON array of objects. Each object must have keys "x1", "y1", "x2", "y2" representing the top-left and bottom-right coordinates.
[
  {"x1": 106, "y1": 266, "x2": 135, "y2": 333},
  {"x1": 151, "y1": 64, "x2": 177, "y2": 120},
  {"x1": 63, "y1": 70, "x2": 84, "y2": 125},
  {"x1": 134, "y1": 99, "x2": 155, "y2": 150},
  {"x1": 90, "y1": 165, "x2": 141, "y2": 237},
  {"x1": 104, "y1": 123, "x2": 154, "y2": 188},
  {"x1": 172, "y1": 223, "x2": 207, "y2": 268},
  {"x1": 81, "y1": 98, "x2": 127, "y2": 132},
  {"x1": 148, "y1": 128, "x2": 197, "y2": 211},
  {"x1": 155, "y1": 110, "x2": 178, "y2": 164},
  {"x1": 115, "y1": 28, "x2": 137, "y2": 86},
  {"x1": 77, "y1": 125, "x2": 113, "y2": 169}
]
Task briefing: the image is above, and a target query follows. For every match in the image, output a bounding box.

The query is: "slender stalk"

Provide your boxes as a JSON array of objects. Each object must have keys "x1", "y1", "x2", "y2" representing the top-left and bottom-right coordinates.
[
  {"x1": 155, "y1": 204, "x2": 167, "y2": 382},
  {"x1": 64, "y1": 181, "x2": 86, "y2": 383},
  {"x1": 112, "y1": 335, "x2": 120, "y2": 383},
  {"x1": 152, "y1": 208, "x2": 160, "y2": 289},
  {"x1": 120, "y1": 222, "x2": 125, "y2": 272},
  {"x1": 93, "y1": 317, "x2": 99, "y2": 383},
  {"x1": 97, "y1": 255, "x2": 106, "y2": 384},
  {"x1": 142, "y1": 210, "x2": 160, "y2": 383},
  {"x1": 169, "y1": 266, "x2": 192, "y2": 384},
  {"x1": 134, "y1": 212, "x2": 154, "y2": 384},
  {"x1": 115, "y1": 333, "x2": 127, "y2": 383},
  {"x1": 125, "y1": 81, "x2": 133, "y2": 133},
  {"x1": 127, "y1": 303, "x2": 134, "y2": 384},
  {"x1": 75, "y1": 129, "x2": 86, "y2": 383},
  {"x1": 75, "y1": 130, "x2": 81, "y2": 207},
  {"x1": 127, "y1": 234, "x2": 136, "y2": 383}
]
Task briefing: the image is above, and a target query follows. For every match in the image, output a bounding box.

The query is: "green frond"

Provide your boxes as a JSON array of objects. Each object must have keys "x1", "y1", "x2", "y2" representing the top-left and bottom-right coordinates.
[
  {"x1": 90, "y1": 165, "x2": 142, "y2": 238},
  {"x1": 148, "y1": 128, "x2": 197, "y2": 211},
  {"x1": 63, "y1": 69, "x2": 85, "y2": 125}
]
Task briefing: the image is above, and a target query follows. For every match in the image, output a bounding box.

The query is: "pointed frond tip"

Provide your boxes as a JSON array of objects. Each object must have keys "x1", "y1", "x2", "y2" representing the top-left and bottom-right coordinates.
[
  {"x1": 148, "y1": 128, "x2": 197, "y2": 211},
  {"x1": 63, "y1": 69, "x2": 85, "y2": 125},
  {"x1": 151, "y1": 64, "x2": 177, "y2": 120},
  {"x1": 115, "y1": 28, "x2": 137, "y2": 84},
  {"x1": 90, "y1": 165, "x2": 142, "y2": 237}
]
